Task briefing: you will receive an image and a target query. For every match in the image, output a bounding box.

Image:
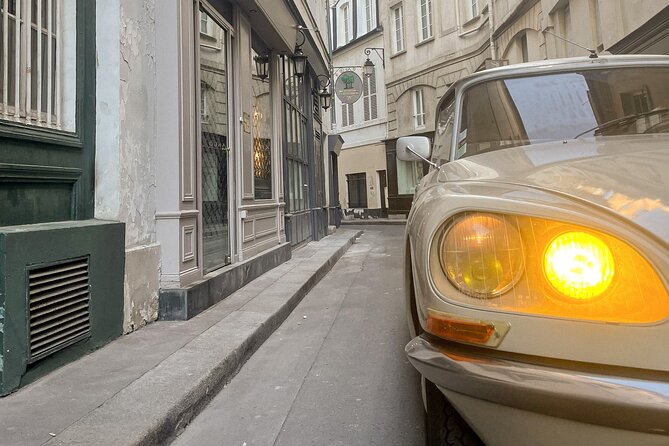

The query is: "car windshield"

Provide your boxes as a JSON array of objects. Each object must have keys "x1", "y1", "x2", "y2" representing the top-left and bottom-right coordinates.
[{"x1": 456, "y1": 66, "x2": 669, "y2": 159}]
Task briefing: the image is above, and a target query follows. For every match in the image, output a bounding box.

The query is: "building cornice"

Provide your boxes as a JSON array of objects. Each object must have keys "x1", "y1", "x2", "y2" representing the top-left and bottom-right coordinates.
[
  {"x1": 386, "y1": 38, "x2": 490, "y2": 88},
  {"x1": 492, "y1": 0, "x2": 541, "y2": 39},
  {"x1": 333, "y1": 27, "x2": 384, "y2": 55}
]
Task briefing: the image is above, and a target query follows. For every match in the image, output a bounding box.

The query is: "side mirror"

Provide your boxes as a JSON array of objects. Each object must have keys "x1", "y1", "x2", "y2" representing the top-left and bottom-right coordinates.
[{"x1": 396, "y1": 136, "x2": 431, "y2": 162}]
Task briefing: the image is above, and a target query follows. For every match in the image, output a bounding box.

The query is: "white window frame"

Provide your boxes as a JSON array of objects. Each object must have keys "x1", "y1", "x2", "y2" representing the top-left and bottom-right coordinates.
[
  {"x1": 468, "y1": 0, "x2": 478, "y2": 19},
  {"x1": 413, "y1": 89, "x2": 426, "y2": 129},
  {"x1": 1, "y1": 0, "x2": 76, "y2": 131},
  {"x1": 391, "y1": 4, "x2": 405, "y2": 53},
  {"x1": 416, "y1": 0, "x2": 433, "y2": 42},
  {"x1": 364, "y1": 0, "x2": 376, "y2": 33},
  {"x1": 341, "y1": 3, "x2": 351, "y2": 44}
]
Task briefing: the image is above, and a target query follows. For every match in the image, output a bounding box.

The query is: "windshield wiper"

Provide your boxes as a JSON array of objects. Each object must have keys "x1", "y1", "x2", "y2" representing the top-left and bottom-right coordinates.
[{"x1": 573, "y1": 107, "x2": 669, "y2": 139}]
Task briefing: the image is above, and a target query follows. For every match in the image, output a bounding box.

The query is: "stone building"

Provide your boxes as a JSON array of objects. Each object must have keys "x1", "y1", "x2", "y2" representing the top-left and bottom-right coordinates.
[
  {"x1": 379, "y1": 0, "x2": 669, "y2": 214},
  {"x1": 329, "y1": 0, "x2": 391, "y2": 220},
  {"x1": 0, "y1": 0, "x2": 333, "y2": 394}
]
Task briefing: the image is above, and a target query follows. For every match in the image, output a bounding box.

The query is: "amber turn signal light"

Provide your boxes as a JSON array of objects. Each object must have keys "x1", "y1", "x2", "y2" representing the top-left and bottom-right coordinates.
[{"x1": 426, "y1": 309, "x2": 510, "y2": 347}]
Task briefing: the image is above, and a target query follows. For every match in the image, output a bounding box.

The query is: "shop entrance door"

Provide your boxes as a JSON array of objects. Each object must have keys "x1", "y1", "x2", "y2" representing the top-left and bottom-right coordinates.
[{"x1": 199, "y1": 6, "x2": 232, "y2": 272}]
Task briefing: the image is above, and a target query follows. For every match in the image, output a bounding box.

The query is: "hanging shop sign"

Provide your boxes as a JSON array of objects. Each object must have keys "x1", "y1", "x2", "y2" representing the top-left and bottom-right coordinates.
[{"x1": 335, "y1": 71, "x2": 363, "y2": 104}]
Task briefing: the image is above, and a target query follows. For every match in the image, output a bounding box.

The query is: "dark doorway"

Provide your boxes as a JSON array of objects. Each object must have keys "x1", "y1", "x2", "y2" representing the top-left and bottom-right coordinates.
[{"x1": 378, "y1": 170, "x2": 387, "y2": 218}]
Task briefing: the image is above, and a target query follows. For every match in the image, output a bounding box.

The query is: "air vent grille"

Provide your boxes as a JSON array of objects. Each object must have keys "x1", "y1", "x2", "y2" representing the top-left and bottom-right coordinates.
[{"x1": 28, "y1": 257, "x2": 91, "y2": 362}]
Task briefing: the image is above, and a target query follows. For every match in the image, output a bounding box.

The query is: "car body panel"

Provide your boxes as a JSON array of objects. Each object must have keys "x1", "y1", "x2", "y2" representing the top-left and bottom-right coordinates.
[{"x1": 403, "y1": 55, "x2": 669, "y2": 444}]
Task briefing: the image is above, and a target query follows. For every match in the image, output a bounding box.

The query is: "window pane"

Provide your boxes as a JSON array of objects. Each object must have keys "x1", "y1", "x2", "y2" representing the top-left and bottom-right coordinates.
[
  {"x1": 252, "y1": 49, "x2": 272, "y2": 200},
  {"x1": 2, "y1": 0, "x2": 75, "y2": 130}
]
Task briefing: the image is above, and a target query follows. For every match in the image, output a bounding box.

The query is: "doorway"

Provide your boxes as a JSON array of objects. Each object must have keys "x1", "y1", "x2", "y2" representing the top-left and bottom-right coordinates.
[{"x1": 199, "y1": 5, "x2": 232, "y2": 272}]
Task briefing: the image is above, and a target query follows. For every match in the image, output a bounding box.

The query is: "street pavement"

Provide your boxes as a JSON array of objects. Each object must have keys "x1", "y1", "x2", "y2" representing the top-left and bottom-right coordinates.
[
  {"x1": 173, "y1": 225, "x2": 425, "y2": 446},
  {"x1": 0, "y1": 229, "x2": 362, "y2": 446}
]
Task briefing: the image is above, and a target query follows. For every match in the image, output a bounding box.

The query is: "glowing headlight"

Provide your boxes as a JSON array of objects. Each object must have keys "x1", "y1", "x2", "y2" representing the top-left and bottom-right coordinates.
[
  {"x1": 544, "y1": 232, "x2": 614, "y2": 301},
  {"x1": 429, "y1": 212, "x2": 669, "y2": 324},
  {"x1": 440, "y1": 213, "x2": 524, "y2": 298}
]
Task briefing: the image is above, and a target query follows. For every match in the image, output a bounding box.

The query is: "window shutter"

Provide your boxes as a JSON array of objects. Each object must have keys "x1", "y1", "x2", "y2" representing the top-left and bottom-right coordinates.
[
  {"x1": 348, "y1": 103, "x2": 354, "y2": 125},
  {"x1": 341, "y1": 103, "x2": 348, "y2": 127}
]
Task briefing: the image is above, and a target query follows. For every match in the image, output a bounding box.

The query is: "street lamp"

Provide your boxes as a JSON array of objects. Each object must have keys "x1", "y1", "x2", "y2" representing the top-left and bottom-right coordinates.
[
  {"x1": 317, "y1": 74, "x2": 332, "y2": 110},
  {"x1": 362, "y1": 47, "x2": 385, "y2": 77},
  {"x1": 291, "y1": 28, "x2": 308, "y2": 77},
  {"x1": 253, "y1": 54, "x2": 270, "y2": 80}
]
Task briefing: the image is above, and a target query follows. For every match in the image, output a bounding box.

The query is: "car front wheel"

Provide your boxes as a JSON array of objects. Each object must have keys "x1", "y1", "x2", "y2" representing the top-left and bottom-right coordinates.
[{"x1": 424, "y1": 377, "x2": 484, "y2": 446}]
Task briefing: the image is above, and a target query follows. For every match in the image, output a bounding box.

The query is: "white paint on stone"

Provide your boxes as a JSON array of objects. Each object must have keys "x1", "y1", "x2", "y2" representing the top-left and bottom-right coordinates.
[{"x1": 96, "y1": 0, "x2": 160, "y2": 332}]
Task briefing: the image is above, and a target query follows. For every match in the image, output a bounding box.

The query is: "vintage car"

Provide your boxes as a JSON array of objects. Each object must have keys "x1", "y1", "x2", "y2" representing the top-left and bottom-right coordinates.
[{"x1": 398, "y1": 55, "x2": 669, "y2": 446}]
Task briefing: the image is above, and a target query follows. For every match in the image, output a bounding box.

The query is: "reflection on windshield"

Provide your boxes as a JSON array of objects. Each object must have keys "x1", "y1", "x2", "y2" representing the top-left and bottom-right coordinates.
[{"x1": 457, "y1": 67, "x2": 669, "y2": 159}]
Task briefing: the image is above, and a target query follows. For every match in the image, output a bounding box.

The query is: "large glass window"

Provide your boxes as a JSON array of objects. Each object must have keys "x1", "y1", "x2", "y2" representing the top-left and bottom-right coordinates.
[
  {"x1": 457, "y1": 67, "x2": 669, "y2": 159},
  {"x1": 1, "y1": 0, "x2": 76, "y2": 131},
  {"x1": 282, "y1": 56, "x2": 309, "y2": 213},
  {"x1": 252, "y1": 49, "x2": 272, "y2": 199},
  {"x1": 200, "y1": 6, "x2": 231, "y2": 271}
]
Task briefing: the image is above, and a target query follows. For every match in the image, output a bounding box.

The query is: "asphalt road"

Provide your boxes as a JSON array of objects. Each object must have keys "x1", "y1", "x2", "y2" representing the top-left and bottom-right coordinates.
[{"x1": 173, "y1": 225, "x2": 425, "y2": 446}]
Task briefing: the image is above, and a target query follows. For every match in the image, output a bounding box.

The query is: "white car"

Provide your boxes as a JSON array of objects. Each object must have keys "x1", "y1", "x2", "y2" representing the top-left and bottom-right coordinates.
[{"x1": 399, "y1": 55, "x2": 669, "y2": 446}]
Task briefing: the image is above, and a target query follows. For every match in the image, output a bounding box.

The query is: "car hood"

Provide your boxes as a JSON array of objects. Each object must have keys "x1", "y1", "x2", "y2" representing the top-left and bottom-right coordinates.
[{"x1": 439, "y1": 135, "x2": 669, "y2": 243}]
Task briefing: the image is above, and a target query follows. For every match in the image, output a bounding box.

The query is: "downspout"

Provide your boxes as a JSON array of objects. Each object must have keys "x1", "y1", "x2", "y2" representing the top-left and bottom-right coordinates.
[
  {"x1": 326, "y1": 0, "x2": 336, "y2": 131},
  {"x1": 489, "y1": 0, "x2": 497, "y2": 59}
]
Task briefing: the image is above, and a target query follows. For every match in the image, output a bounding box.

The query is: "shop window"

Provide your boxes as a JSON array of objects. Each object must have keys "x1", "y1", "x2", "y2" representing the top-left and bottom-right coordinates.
[
  {"x1": 252, "y1": 49, "x2": 272, "y2": 199},
  {"x1": 347, "y1": 173, "x2": 367, "y2": 208},
  {"x1": 0, "y1": 0, "x2": 76, "y2": 131}
]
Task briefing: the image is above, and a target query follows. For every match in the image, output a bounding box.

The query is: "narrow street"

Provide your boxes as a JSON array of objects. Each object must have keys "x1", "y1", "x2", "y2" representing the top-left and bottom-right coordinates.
[{"x1": 173, "y1": 225, "x2": 425, "y2": 446}]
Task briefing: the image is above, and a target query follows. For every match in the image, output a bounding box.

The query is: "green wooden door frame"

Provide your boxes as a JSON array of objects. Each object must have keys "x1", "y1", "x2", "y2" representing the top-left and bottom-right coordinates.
[{"x1": 0, "y1": 0, "x2": 97, "y2": 226}]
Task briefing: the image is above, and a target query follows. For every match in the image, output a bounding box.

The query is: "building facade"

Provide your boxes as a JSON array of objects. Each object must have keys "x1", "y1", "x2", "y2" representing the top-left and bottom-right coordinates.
[
  {"x1": 329, "y1": 0, "x2": 390, "y2": 220},
  {"x1": 379, "y1": 0, "x2": 669, "y2": 214},
  {"x1": 0, "y1": 0, "x2": 332, "y2": 394}
]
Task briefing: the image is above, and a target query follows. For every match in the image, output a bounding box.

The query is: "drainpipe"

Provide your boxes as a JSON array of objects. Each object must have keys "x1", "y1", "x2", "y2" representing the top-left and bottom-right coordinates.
[
  {"x1": 325, "y1": 0, "x2": 336, "y2": 131},
  {"x1": 489, "y1": 0, "x2": 497, "y2": 59}
]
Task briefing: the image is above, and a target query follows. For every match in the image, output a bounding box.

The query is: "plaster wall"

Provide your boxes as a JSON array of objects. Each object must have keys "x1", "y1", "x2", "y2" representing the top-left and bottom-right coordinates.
[
  {"x1": 538, "y1": 0, "x2": 667, "y2": 57},
  {"x1": 96, "y1": 0, "x2": 160, "y2": 332},
  {"x1": 337, "y1": 143, "x2": 387, "y2": 209},
  {"x1": 382, "y1": 0, "x2": 491, "y2": 139}
]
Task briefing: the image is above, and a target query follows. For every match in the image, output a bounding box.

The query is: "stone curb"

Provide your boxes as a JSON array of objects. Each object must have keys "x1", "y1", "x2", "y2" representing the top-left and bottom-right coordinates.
[
  {"x1": 45, "y1": 230, "x2": 363, "y2": 446},
  {"x1": 341, "y1": 219, "x2": 407, "y2": 226},
  {"x1": 146, "y1": 230, "x2": 363, "y2": 445}
]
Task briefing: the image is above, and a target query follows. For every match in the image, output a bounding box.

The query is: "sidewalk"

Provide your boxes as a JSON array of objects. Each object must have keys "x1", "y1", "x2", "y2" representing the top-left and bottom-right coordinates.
[{"x1": 0, "y1": 229, "x2": 362, "y2": 446}]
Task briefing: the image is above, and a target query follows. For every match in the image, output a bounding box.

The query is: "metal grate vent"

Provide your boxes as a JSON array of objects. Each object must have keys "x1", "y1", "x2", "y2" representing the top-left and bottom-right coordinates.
[{"x1": 28, "y1": 257, "x2": 91, "y2": 362}]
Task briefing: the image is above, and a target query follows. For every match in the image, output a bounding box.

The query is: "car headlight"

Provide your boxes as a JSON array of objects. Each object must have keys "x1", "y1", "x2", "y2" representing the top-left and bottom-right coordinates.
[
  {"x1": 440, "y1": 213, "x2": 524, "y2": 298},
  {"x1": 430, "y1": 212, "x2": 669, "y2": 324},
  {"x1": 543, "y1": 231, "x2": 614, "y2": 301}
]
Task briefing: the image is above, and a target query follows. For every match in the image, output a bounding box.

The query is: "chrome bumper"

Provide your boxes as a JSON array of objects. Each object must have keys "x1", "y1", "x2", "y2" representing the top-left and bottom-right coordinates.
[{"x1": 406, "y1": 335, "x2": 669, "y2": 435}]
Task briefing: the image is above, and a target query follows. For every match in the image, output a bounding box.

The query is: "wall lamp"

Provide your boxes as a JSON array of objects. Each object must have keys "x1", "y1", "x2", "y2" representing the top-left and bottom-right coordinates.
[
  {"x1": 253, "y1": 53, "x2": 270, "y2": 80},
  {"x1": 363, "y1": 47, "x2": 384, "y2": 77},
  {"x1": 291, "y1": 27, "x2": 308, "y2": 77},
  {"x1": 317, "y1": 74, "x2": 332, "y2": 110}
]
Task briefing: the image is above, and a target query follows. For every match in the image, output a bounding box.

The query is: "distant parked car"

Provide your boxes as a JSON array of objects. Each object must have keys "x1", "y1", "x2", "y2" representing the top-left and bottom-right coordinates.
[{"x1": 399, "y1": 55, "x2": 669, "y2": 446}]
